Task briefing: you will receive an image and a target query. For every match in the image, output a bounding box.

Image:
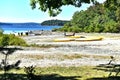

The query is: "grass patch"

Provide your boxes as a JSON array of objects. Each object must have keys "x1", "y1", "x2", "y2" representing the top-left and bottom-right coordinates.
[
  {"x1": 40, "y1": 66, "x2": 109, "y2": 80},
  {"x1": 0, "y1": 66, "x2": 114, "y2": 80}
]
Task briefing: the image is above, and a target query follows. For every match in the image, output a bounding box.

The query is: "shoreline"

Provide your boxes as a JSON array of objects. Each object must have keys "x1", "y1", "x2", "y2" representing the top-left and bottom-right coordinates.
[{"x1": 1, "y1": 33, "x2": 120, "y2": 67}]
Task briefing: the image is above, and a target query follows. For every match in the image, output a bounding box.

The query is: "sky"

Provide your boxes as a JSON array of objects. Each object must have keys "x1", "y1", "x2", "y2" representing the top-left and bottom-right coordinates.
[{"x1": 0, "y1": 0, "x2": 105, "y2": 23}]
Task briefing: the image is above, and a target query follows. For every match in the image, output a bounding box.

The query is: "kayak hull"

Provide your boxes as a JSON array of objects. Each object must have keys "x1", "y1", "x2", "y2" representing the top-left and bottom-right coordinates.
[{"x1": 75, "y1": 37, "x2": 103, "y2": 41}]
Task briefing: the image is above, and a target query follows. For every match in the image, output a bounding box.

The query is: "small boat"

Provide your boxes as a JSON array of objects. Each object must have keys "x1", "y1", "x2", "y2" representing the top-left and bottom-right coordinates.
[
  {"x1": 75, "y1": 37, "x2": 103, "y2": 41},
  {"x1": 54, "y1": 38, "x2": 75, "y2": 42}
]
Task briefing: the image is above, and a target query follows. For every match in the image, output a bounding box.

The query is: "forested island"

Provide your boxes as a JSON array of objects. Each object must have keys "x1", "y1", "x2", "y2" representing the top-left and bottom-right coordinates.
[
  {"x1": 41, "y1": 19, "x2": 69, "y2": 26},
  {"x1": 54, "y1": 2, "x2": 120, "y2": 33}
]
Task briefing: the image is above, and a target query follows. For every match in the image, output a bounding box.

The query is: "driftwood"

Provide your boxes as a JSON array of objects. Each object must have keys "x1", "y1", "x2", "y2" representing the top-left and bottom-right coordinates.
[
  {"x1": 97, "y1": 56, "x2": 120, "y2": 77},
  {"x1": 64, "y1": 32, "x2": 75, "y2": 36}
]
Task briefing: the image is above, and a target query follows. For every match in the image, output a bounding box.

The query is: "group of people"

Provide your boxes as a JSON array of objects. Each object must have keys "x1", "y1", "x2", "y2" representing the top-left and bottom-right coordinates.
[{"x1": 18, "y1": 32, "x2": 28, "y2": 36}]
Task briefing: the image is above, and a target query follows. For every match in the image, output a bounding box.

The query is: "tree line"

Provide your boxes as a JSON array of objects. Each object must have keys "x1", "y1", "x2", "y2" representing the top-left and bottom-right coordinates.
[{"x1": 54, "y1": 1, "x2": 120, "y2": 33}]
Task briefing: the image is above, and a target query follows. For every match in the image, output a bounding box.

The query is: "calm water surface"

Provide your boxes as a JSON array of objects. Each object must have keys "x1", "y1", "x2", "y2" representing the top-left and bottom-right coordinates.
[{"x1": 0, "y1": 23, "x2": 61, "y2": 34}]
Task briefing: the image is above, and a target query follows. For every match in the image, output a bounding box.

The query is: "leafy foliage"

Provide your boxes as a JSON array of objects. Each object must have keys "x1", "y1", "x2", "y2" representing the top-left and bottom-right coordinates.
[
  {"x1": 30, "y1": 0, "x2": 120, "y2": 32},
  {"x1": 0, "y1": 34, "x2": 9, "y2": 47},
  {"x1": 30, "y1": 0, "x2": 95, "y2": 16},
  {"x1": 8, "y1": 34, "x2": 27, "y2": 46},
  {"x1": 0, "y1": 34, "x2": 27, "y2": 47},
  {"x1": 30, "y1": 0, "x2": 120, "y2": 17},
  {"x1": 58, "y1": 1, "x2": 120, "y2": 33}
]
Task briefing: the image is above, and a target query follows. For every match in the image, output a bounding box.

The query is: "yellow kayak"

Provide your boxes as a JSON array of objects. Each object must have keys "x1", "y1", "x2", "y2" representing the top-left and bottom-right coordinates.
[{"x1": 75, "y1": 37, "x2": 103, "y2": 41}]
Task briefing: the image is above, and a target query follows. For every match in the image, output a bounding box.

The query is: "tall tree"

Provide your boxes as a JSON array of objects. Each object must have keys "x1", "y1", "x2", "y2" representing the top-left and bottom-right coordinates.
[
  {"x1": 30, "y1": 0, "x2": 96, "y2": 16},
  {"x1": 30, "y1": 0, "x2": 120, "y2": 17}
]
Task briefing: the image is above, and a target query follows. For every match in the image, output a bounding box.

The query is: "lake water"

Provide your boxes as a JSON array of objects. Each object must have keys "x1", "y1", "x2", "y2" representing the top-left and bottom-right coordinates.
[{"x1": 0, "y1": 23, "x2": 61, "y2": 34}]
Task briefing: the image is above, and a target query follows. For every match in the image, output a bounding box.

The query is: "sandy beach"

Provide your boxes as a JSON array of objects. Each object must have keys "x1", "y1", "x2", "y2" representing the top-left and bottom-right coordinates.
[{"x1": 1, "y1": 32, "x2": 120, "y2": 67}]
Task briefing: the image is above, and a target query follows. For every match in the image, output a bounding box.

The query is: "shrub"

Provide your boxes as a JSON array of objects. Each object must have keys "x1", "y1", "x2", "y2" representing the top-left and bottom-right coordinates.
[
  {"x1": 24, "y1": 65, "x2": 36, "y2": 80},
  {"x1": 0, "y1": 34, "x2": 9, "y2": 47},
  {"x1": 0, "y1": 34, "x2": 27, "y2": 47},
  {"x1": 0, "y1": 28, "x2": 3, "y2": 35},
  {"x1": 8, "y1": 34, "x2": 27, "y2": 46}
]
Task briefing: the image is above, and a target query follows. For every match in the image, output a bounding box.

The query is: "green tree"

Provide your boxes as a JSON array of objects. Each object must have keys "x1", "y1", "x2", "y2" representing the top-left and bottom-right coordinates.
[
  {"x1": 62, "y1": 1, "x2": 120, "y2": 33},
  {"x1": 30, "y1": 0, "x2": 96, "y2": 16},
  {"x1": 30, "y1": 0, "x2": 119, "y2": 17},
  {"x1": 84, "y1": 25, "x2": 94, "y2": 33},
  {"x1": 104, "y1": 20, "x2": 118, "y2": 33},
  {"x1": 72, "y1": 26, "x2": 82, "y2": 33},
  {"x1": 71, "y1": 10, "x2": 90, "y2": 29}
]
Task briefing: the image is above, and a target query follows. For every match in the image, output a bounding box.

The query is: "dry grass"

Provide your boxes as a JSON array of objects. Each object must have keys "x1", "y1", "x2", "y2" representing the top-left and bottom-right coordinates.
[
  {"x1": 16, "y1": 54, "x2": 82, "y2": 60},
  {"x1": 18, "y1": 54, "x2": 44, "y2": 60},
  {"x1": 28, "y1": 44, "x2": 59, "y2": 48},
  {"x1": 81, "y1": 54, "x2": 110, "y2": 59},
  {"x1": 16, "y1": 53, "x2": 111, "y2": 61}
]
